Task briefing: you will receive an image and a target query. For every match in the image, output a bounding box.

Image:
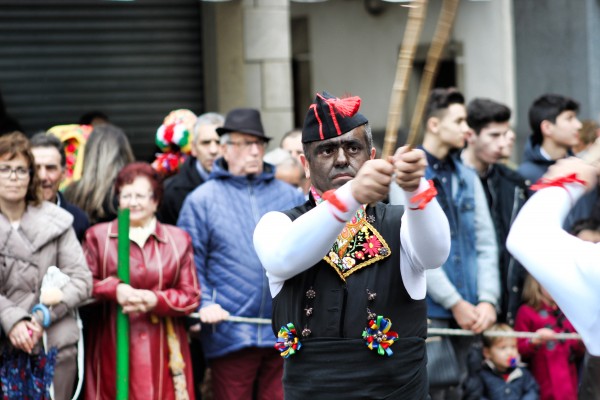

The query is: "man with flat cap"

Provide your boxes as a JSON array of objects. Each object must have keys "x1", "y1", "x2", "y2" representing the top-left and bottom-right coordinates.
[
  {"x1": 178, "y1": 108, "x2": 305, "y2": 400},
  {"x1": 254, "y1": 92, "x2": 451, "y2": 399}
]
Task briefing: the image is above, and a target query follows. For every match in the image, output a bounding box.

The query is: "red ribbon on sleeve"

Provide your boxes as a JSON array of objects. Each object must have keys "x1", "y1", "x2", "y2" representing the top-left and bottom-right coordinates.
[
  {"x1": 409, "y1": 180, "x2": 438, "y2": 210},
  {"x1": 322, "y1": 190, "x2": 349, "y2": 213},
  {"x1": 530, "y1": 173, "x2": 586, "y2": 191}
]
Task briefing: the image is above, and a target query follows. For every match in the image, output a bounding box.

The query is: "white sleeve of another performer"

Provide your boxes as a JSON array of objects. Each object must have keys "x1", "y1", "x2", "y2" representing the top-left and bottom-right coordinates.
[{"x1": 507, "y1": 184, "x2": 600, "y2": 356}]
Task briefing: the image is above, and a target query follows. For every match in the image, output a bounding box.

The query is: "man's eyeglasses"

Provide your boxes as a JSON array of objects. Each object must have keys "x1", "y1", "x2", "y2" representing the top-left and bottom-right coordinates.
[
  {"x1": 227, "y1": 140, "x2": 266, "y2": 150},
  {"x1": 0, "y1": 165, "x2": 30, "y2": 179},
  {"x1": 119, "y1": 193, "x2": 154, "y2": 202}
]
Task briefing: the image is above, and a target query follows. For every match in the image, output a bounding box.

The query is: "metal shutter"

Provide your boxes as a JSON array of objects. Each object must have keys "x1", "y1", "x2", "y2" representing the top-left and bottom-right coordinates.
[{"x1": 0, "y1": 0, "x2": 204, "y2": 161}]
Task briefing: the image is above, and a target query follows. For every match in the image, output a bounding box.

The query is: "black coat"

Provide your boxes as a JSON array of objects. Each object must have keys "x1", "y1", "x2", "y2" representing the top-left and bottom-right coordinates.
[
  {"x1": 158, "y1": 156, "x2": 205, "y2": 225},
  {"x1": 58, "y1": 191, "x2": 90, "y2": 242},
  {"x1": 481, "y1": 164, "x2": 529, "y2": 326}
]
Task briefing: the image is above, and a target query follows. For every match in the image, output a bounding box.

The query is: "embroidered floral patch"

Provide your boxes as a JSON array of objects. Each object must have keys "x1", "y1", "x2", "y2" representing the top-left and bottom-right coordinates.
[{"x1": 323, "y1": 218, "x2": 391, "y2": 280}]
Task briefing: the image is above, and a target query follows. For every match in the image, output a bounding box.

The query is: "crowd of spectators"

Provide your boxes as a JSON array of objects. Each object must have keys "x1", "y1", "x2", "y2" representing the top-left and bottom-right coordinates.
[{"x1": 0, "y1": 87, "x2": 598, "y2": 400}]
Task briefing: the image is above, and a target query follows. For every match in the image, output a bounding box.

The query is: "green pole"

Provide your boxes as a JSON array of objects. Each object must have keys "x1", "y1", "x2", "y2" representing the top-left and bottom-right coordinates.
[{"x1": 116, "y1": 208, "x2": 130, "y2": 400}]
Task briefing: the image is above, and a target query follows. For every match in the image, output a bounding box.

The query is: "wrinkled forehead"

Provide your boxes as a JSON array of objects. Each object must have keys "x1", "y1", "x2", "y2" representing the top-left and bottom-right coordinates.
[
  {"x1": 195, "y1": 124, "x2": 220, "y2": 141},
  {"x1": 310, "y1": 127, "x2": 368, "y2": 149},
  {"x1": 31, "y1": 146, "x2": 63, "y2": 164}
]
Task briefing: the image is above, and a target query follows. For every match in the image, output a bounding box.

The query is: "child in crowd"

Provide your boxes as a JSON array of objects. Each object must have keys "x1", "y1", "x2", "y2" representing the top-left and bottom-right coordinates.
[
  {"x1": 515, "y1": 274, "x2": 585, "y2": 400},
  {"x1": 464, "y1": 324, "x2": 539, "y2": 400}
]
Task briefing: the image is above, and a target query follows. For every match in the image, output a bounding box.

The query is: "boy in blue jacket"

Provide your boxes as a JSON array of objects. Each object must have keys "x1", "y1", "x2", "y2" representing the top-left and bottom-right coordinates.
[{"x1": 464, "y1": 324, "x2": 539, "y2": 400}]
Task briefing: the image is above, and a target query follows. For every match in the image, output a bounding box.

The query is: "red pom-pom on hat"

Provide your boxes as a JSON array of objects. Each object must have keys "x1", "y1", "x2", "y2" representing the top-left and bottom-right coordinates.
[{"x1": 320, "y1": 94, "x2": 361, "y2": 117}]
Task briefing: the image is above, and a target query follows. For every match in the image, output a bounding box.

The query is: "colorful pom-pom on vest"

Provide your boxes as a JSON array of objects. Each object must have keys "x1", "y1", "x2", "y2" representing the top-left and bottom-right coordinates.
[
  {"x1": 362, "y1": 315, "x2": 399, "y2": 356},
  {"x1": 275, "y1": 323, "x2": 302, "y2": 358}
]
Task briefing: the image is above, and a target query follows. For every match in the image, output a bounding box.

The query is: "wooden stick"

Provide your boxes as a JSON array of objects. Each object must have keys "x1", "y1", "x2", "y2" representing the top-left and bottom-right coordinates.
[
  {"x1": 381, "y1": 0, "x2": 429, "y2": 159},
  {"x1": 406, "y1": 0, "x2": 461, "y2": 148}
]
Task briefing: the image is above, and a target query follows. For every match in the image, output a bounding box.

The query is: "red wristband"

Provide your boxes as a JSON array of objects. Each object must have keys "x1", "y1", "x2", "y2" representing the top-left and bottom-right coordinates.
[
  {"x1": 322, "y1": 190, "x2": 348, "y2": 213},
  {"x1": 409, "y1": 180, "x2": 438, "y2": 210},
  {"x1": 322, "y1": 189, "x2": 348, "y2": 223},
  {"x1": 530, "y1": 173, "x2": 586, "y2": 191},
  {"x1": 530, "y1": 173, "x2": 586, "y2": 206}
]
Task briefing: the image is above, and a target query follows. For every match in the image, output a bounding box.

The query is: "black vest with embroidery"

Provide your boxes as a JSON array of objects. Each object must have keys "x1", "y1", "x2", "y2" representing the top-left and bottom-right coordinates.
[{"x1": 272, "y1": 200, "x2": 427, "y2": 341}]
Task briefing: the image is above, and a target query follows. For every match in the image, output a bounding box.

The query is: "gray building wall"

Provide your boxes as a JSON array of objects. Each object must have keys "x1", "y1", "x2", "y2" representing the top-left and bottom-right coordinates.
[
  {"x1": 291, "y1": 0, "x2": 516, "y2": 149},
  {"x1": 514, "y1": 0, "x2": 600, "y2": 161}
]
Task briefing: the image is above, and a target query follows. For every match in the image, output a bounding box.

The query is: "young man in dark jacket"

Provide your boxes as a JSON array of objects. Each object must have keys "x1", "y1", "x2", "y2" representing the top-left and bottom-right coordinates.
[
  {"x1": 462, "y1": 98, "x2": 529, "y2": 326},
  {"x1": 517, "y1": 93, "x2": 581, "y2": 187}
]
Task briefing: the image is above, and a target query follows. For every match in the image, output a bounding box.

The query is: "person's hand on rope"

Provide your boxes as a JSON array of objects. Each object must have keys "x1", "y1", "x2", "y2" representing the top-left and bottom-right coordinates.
[
  {"x1": 471, "y1": 302, "x2": 497, "y2": 334},
  {"x1": 531, "y1": 327, "x2": 556, "y2": 346},
  {"x1": 451, "y1": 299, "x2": 478, "y2": 330},
  {"x1": 199, "y1": 303, "x2": 230, "y2": 324},
  {"x1": 391, "y1": 146, "x2": 427, "y2": 193}
]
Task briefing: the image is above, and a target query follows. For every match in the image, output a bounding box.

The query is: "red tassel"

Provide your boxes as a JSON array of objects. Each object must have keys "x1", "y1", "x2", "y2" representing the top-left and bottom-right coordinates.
[
  {"x1": 317, "y1": 94, "x2": 361, "y2": 117},
  {"x1": 326, "y1": 96, "x2": 361, "y2": 117}
]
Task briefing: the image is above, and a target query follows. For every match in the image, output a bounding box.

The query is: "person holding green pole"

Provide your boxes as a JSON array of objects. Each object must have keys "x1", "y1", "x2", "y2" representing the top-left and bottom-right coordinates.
[{"x1": 83, "y1": 162, "x2": 200, "y2": 400}]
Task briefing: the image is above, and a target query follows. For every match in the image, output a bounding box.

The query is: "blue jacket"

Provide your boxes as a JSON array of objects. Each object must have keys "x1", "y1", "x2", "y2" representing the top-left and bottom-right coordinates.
[
  {"x1": 518, "y1": 139, "x2": 573, "y2": 189},
  {"x1": 479, "y1": 362, "x2": 539, "y2": 400},
  {"x1": 178, "y1": 158, "x2": 305, "y2": 359},
  {"x1": 423, "y1": 151, "x2": 499, "y2": 318}
]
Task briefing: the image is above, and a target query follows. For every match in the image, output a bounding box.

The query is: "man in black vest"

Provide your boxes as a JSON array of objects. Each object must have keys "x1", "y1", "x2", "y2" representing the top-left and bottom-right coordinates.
[{"x1": 254, "y1": 92, "x2": 451, "y2": 399}]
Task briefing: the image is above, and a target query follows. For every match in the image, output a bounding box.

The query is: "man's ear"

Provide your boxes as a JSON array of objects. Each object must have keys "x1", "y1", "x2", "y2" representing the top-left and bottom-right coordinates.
[
  {"x1": 465, "y1": 128, "x2": 477, "y2": 145},
  {"x1": 299, "y1": 153, "x2": 311, "y2": 179},
  {"x1": 540, "y1": 120, "x2": 554, "y2": 137},
  {"x1": 190, "y1": 138, "x2": 198, "y2": 157},
  {"x1": 370, "y1": 147, "x2": 376, "y2": 160},
  {"x1": 426, "y1": 116, "x2": 440, "y2": 135}
]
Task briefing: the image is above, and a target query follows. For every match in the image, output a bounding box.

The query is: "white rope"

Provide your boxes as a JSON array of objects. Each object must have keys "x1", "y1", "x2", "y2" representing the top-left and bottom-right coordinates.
[
  {"x1": 427, "y1": 327, "x2": 581, "y2": 340},
  {"x1": 186, "y1": 314, "x2": 582, "y2": 340},
  {"x1": 188, "y1": 313, "x2": 271, "y2": 325}
]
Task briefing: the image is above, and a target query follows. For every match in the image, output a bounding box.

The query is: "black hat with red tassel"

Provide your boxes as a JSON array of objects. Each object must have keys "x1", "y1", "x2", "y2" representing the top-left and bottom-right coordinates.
[{"x1": 302, "y1": 91, "x2": 368, "y2": 143}]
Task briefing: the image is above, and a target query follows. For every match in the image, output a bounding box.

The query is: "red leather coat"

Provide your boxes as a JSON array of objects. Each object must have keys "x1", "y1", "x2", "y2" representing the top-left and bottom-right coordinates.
[{"x1": 82, "y1": 219, "x2": 200, "y2": 400}]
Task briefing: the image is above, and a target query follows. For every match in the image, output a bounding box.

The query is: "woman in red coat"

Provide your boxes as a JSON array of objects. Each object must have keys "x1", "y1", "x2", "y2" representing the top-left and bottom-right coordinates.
[{"x1": 83, "y1": 162, "x2": 201, "y2": 400}]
